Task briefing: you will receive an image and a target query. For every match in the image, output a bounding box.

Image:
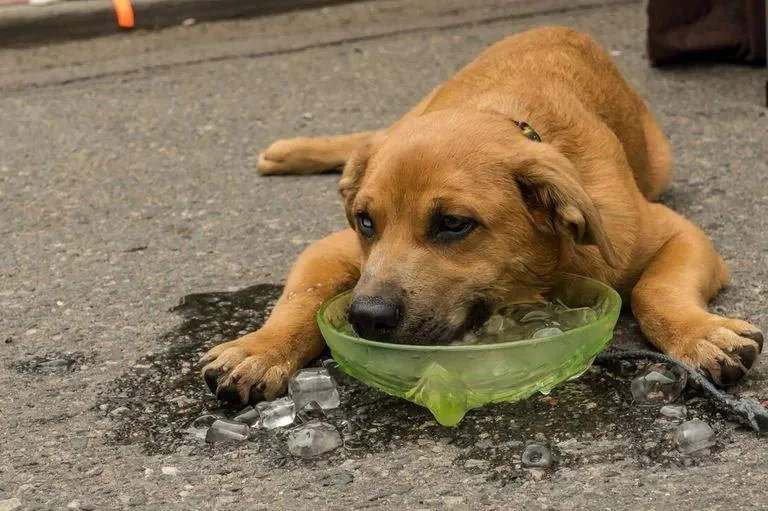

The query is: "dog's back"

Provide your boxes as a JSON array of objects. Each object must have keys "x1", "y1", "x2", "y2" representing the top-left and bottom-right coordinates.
[{"x1": 421, "y1": 27, "x2": 673, "y2": 201}]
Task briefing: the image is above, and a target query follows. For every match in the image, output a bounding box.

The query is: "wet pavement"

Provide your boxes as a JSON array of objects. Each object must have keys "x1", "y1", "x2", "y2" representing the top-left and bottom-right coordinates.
[
  {"x1": 99, "y1": 284, "x2": 727, "y2": 477},
  {"x1": 2, "y1": 0, "x2": 768, "y2": 509}
]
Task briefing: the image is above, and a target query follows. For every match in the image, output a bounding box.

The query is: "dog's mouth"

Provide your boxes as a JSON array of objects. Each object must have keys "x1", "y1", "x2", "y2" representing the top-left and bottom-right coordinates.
[
  {"x1": 385, "y1": 299, "x2": 493, "y2": 346},
  {"x1": 460, "y1": 299, "x2": 494, "y2": 335}
]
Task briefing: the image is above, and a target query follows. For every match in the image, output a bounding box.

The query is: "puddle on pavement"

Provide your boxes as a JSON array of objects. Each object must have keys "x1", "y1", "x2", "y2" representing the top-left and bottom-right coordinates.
[
  {"x1": 101, "y1": 284, "x2": 731, "y2": 483},
  {"x1": 102, "y1": 284, "x2": 280, "y2": 454}
]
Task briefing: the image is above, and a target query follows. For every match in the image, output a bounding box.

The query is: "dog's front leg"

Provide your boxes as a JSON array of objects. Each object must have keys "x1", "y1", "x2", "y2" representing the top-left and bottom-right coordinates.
[
  {"x1": 631, "y1": 205, "x2": 763, "y2": 385},
  {"x1": 200, "y1": 229, "x2": 361, "y2": 405}
]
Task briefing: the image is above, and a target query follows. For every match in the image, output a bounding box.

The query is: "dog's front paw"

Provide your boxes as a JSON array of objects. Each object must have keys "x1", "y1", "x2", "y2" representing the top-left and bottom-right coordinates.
[
  {"x1": 199, "y1": 331, "x2": 296, "y2": 405},
  {"x1": 667, "y1": 315, "x2": 763, "y2": 386}
]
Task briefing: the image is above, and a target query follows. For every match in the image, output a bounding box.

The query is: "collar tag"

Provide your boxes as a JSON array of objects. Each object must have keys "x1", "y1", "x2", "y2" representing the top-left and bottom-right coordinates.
[{"x1": 512, "y1": 120, "x2": 541, "y2": 142}]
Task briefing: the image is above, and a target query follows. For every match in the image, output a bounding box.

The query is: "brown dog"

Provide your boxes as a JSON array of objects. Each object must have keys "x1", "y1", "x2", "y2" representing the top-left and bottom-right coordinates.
[{"x1": 200, "y1": 27, "x2": 763, "y2": 405}]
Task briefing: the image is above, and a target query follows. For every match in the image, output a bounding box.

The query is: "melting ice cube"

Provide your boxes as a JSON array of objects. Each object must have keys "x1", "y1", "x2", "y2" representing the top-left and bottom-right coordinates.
[
  {"x1": 630, "y1": 364, "x2": 686, "y2": 405},
  {"x1": 675, "y1": 420, "x2": 715, "y2": 455},
  {"x1": 256, "y1": 396, "x2": 295, "y2": 429},
  {"x1": 296, "y1": 400, "x2": 326, "y2": 423},
  {"x1": 205, "y1": 418, "x2": 250, "y2": 444},
  {"x1": 532, "y1": 327, "x2": 563, "y2": 338},
  {"x1": 233, "y1": 406, "x2": 260, "y2": 426},
  {"x1": 288, "y1": 368, "x2": 340, "y2": 411},
  {"x1": 286, "y1": 421, "x2": 342, "y2": 457}
]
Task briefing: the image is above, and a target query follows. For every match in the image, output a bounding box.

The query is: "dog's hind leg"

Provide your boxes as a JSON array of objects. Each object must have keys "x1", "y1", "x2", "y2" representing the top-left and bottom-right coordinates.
[
  {"x1": 637, "y1": 111, "x2": 673, "y2": 201},
  {"x1": 256, "y1": 83, "x2": 447, "y2": 176},
  {"x1": 631, "y1": 204, "x2": 763, "y2": 385},
  {"x1": 257, "y1": 130, "x2": 384, "y2": 175}
]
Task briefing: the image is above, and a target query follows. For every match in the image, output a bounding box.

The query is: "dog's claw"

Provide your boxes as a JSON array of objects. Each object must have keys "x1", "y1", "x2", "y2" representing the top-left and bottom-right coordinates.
[
  {"x1": 200, "y1": 337, "x2": 295, "y2": 406},
  {"x1": 248, "y1": 382, "x2": 267, "y2": 404},
  {"x1": 204, "y1": 369, "x2": 224, "y2": 394},
  {"x1": 673, "y1": 321, "x2": 763, "y2": 387},
  {"x1": 215, "y1": 385, "x2": 244, "y2": 406},
  {"x1": 740, "y1": 330, "x2": 764, "y2": 353}
]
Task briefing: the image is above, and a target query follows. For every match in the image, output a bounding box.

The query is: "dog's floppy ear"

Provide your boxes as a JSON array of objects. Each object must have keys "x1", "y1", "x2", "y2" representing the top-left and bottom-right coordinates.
[
  {"x1": 514, "y1": 153, "x2": 619, "y2": 268},
  {"x1": 338, "y1": 132, "x2": 387, "y2": 227},
  {"x1": 338, "y1": 144, "x2": 373, "y2": 228}
]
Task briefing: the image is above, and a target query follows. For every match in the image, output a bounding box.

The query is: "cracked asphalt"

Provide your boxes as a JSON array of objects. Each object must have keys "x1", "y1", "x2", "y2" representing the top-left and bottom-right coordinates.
[{"x1": 2, "y1": 0, "x2": 768, "y2": 509}]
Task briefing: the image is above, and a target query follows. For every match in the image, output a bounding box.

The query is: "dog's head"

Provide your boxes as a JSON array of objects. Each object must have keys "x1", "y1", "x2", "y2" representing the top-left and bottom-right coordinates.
[{"x1": 340, "y1": 109, "x2": 616, "y2": 344}]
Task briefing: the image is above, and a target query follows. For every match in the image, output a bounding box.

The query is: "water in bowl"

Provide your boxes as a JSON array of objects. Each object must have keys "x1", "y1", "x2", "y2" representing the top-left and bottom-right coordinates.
[
  {"x1": 340, "y1": 300, "x2": 598, "y2": 345},
  {"x1": 459, "y1": 301, "x2": 599, "y2": 345}
]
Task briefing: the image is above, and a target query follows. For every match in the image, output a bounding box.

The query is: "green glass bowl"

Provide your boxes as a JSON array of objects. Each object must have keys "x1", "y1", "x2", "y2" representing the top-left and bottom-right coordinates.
[{"x1": 317, "y1": 274, "x2": 621, "y2": 426}]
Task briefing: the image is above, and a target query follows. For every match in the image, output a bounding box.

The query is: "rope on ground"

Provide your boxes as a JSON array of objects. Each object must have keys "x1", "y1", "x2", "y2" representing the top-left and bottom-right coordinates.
[{"x1": 595, "y1": 349, "x2": 768, "y2": 433}]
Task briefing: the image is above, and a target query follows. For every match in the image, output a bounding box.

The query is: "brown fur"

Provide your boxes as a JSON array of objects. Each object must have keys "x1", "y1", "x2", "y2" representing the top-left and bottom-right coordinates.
[{"x1": 201, "y1": 27, "x2": 762, "y2": 404}]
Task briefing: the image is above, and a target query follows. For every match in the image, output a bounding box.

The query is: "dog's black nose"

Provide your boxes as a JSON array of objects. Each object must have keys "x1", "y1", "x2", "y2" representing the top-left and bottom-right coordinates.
[{"x1": 348, "y1": 295, "x2": 401, "y2": 341}]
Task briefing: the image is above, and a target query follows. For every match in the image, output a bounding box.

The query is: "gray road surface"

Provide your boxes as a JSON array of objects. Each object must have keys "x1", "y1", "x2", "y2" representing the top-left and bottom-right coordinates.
[{"x1": 2, "y1": 0, "x2": 768, "y2": 509}]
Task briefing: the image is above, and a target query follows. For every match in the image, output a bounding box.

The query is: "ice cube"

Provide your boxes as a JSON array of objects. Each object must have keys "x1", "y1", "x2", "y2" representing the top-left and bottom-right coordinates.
[
  {"x1": 482, "y1": 314, "x2": 507, "y2": 334},
  {"x1": 186, "y1": 414, "x2": 218, "y2": 441},
  {"x1": 644, "y1": 371, "x2": 675, "y2": 384},
  {"x1": 675, "y1": 420, "x2": 715, "y2": 455},
  {"x1": 520, "y1": 310, "x2": 553, "y2": 324},
  {"x1": 554, "y1": 307, "x2": 598, "y2": 329},
  {"x1": 256, "y1": 396, "x2": 295, "y2": 429},
  {"x1": 286, "y1": 421, "x2": 342, "y2": 457},
  {"x1": 205, "y1": 418, "x2": 250, "y2": 444},
  {"x1": 500, "y1": 303, "x2": 542, "y2": 322},
  {"x1": 479, "y1": 314, "x2": 521, "y2": 340},
  {"x1": 233, "y1": 406, "x2": 260, "y2": 426},
  {"x1": 532, "y1": 327, "x2": 563, "y2": 338},
  {"x1": 475, "y1": 302, "x2": 597, "y2": 344},
  {"x1": 660, "y1": 404, "x2": 687, "y2": 420},
  {"x1": 521, "y1": 443, "x2": 553, "y2": 468},
  {"x1": 190, "y1": 414, "x2": 218, "y2": 429},
  {"x1": 297, "y1": 400, "x2": 326, "y2": 423},
  {"x1": 630, "y1": 364, "x2": 687, "y2": 405},
  {"x1": 288, "y1": 368, "x2": 340, "y2": 411}
]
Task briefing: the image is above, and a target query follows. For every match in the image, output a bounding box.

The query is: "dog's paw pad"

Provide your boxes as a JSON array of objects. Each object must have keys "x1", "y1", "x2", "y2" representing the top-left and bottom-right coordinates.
[{"x1": 200, "y1": 339, "x2": 292, "y2": 405}]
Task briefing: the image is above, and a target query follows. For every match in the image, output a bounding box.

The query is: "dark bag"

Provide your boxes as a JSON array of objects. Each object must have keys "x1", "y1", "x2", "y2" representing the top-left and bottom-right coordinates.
[{"x1": 647, "y1": 0, "x2": 766, "y2": 66}]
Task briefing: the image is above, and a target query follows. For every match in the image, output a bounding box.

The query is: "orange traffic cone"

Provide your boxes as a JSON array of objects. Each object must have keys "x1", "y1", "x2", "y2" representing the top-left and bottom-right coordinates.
[{"x1": 112, "y1": 0, "x2": 134, "y2": 29}]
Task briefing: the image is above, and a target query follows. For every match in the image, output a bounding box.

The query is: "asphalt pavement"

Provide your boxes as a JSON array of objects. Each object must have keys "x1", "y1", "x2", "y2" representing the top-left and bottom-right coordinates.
[{"x1": 2, "y1": 0, "x2": 768, "y2": 509}]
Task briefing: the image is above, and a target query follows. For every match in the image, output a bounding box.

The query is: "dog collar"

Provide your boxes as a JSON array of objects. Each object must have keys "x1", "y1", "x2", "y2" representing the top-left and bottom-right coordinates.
[{"x1": 512, "y1": 120, "x2": 542, "y2": 142}]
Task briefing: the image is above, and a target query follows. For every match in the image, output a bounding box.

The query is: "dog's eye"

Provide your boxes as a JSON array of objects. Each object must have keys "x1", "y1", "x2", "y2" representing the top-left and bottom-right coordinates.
[
  {"x1": 356, "y1": 212, "x2": 375, "y2": 239},
  {"x1": 441, "y1": 215, "x2": 472, "y2": 232},
  {"x1": 432, "y1": 215, "x2": 477, "y2": 243}
]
